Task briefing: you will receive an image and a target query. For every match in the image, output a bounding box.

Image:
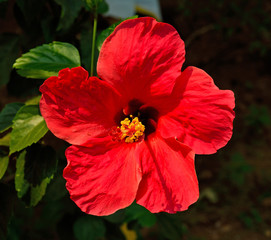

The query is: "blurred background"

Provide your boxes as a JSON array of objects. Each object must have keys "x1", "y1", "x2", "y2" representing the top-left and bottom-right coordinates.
[{"x1": 0, "y1": 0, "x2": 271, "y2": 239}]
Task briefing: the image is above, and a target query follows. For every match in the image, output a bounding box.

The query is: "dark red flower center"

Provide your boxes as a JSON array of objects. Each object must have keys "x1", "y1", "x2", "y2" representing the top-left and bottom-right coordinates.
[{"x1": 110, "y1": 99, "x2": 159, "y2": 143}]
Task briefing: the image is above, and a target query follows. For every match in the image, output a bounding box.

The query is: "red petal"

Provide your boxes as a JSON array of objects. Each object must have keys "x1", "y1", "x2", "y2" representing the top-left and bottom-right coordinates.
[
  {"x1": 136, "y1": 136, "x2": 199, "y2": 213},
  {"x1": 40, "y1": 67, "x2": 123, "y2": 146},
  {"x1": 97, "y1": 17, "x2": 185, "y2": 103},
  {"x1": 64, "y1": 140, "x2": 143, "y2": 216},
  {"x1": 158, "y1": 66, "x2": 235, "y2": 154}
]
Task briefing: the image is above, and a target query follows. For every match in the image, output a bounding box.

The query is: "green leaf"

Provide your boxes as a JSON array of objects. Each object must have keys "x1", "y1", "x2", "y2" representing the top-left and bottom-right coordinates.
[
  {"x1": 96, "y1": 15, "x2": 138, "y2": 51},
  {"x1": 83, "y1": 0, "x2": 108, "y2": 14},
  {"x1": 73, "y1": 215, "x2": 106, "y2": 240},
  {"x1": 0, "y1": 34, "x2": 19, "y2": 86},
  {"x1": 13, "y1": 41, "x2": 81, "y2": 79},
  {"x1": 0, "y1": 102, "x2": 24, "y2": 133},
  {"x1": 24, "y1": 144, "x2": 58, "y2": 186},
  {"x1": 96, "y1": 0, "x2": 108, "y2": 14},
  {"x1": 54, "y1": 0, "x2": 83, "y2": 31},
  {"x1": 10, "y1": 105, "x2": 48, "y2": 154},
  {"x1": 125, "y1": 203, "x2": 156, "y2": 227},
  {"x1": 15, "y1": 151, "x2": 30, "y2": 198},
  {"x1": 0, "y1": 133, "x2": 10, "y2": 146},
  {"x1": 103, "y1": 209, "x2": 126, "y2": 223},
  {"x1": 44, "y1": 175, "x2": 67, "y2": 201},
  {"x1": 157, "y1": 213, "x2": 187, "y2": 240},
  {"x1": 0, "y1": 155, "x2": 9, "y2": 179},
  {"x1": 15, "y1": 150, "x2": 54, "y2": 206},
  {"x1": 30, "y1": 177, "x2": 52, "y2": 206},
  {"x1": 25, "y1": 95, "x2": 41, "y2": 105}
]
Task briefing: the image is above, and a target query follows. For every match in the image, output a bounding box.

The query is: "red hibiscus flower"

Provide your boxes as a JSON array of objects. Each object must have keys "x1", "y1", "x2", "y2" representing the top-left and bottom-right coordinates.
[{"x1": 40, "y1": 17, "x2": 235, "y2": 216}]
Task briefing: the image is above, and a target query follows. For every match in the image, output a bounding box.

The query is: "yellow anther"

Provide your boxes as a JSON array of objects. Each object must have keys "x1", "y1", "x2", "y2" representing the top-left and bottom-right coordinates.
[{"x1": 117, "y1": 115, "x2": 145, "y2": 143}]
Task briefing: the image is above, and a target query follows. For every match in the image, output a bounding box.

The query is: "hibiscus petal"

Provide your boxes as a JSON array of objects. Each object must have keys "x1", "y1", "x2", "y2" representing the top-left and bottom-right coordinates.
[
  {"x1": 136, "y1": 136, "x2": 199, "y2": 213},
  {"x1": 158, "y1": 66, "x2": 235, "y2": 154},
  {"x1": 64, "y1": 141, "x2": 143, "y2": 216},
  {"x1": 40, "y1": 67, "x2": 123, "y2": 145},
  {"x1": 97, "y1": 17, "x2": 185, "y2": 102}
]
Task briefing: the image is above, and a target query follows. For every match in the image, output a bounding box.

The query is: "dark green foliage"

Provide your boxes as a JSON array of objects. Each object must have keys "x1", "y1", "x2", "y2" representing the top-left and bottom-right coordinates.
[
  {"x1": 80, "y1": 26, "x2": 93, "y2": 73},
  {"x1": 223, "y1": 153, "x2": 252, "y2": 188},
  {"x1": 73, "y1": 215, "x2": 106, "y2": 240},
  {"x1": 0, "y1": 183, "x2": 15, "y2": 240},
  {"x1": 54, "y1": 0, "x2": 83, "y2": 31},
  {"x1": 15, "y1": 145, "x2": 58, "y2": 207},
  {"x1": 15, "y1": 0, "x2": 48, "y2": 38},
  {"x1": 125, "y1": 202, "x2": 157, "y2": 227},
  {"x1": 83, "y1": 0, "x2": 109, "y2": 14},
  {"x1": 0, "y1": 34, "x2": 20, "y2": 86},
  {"x1": 24, "y1": 144, "x2": 58, "y2": 186},
  {"x1": 239, "y1": 208, "x2": 263, "y2": 229},
  {"x1": 245, "y1": 104, "x2": 271, "y2": 129},
  {"x1": 0, "y1": 102, "x2": 24, "y2": 133},
  {"x1": 157, "y1": 213, "x2": 187, "y2": 240}
]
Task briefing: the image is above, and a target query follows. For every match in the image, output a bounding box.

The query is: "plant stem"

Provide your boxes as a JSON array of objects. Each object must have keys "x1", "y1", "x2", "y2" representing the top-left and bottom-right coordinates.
[{"x1": 90, "y1": 11, "x2": 98, "y2": 77}]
